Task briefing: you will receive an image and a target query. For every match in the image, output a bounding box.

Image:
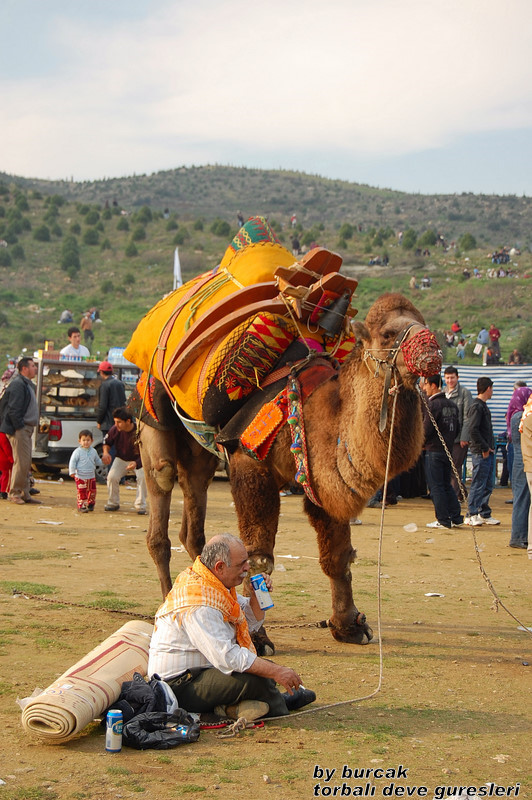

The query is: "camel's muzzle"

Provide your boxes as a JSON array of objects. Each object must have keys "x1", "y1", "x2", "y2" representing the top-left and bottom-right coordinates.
[{"x1": 400, "y1": 329, "x2": 442, "y2": 377}]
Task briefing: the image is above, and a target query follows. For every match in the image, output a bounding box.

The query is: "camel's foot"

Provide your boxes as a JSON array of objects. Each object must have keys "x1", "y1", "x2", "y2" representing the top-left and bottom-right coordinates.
[
  {"x1": 251, "y1": 625, "x2": 275, "y2": 656},
  {"x1": 327, "y1": 612, "x2": 374, "y2": 645}
]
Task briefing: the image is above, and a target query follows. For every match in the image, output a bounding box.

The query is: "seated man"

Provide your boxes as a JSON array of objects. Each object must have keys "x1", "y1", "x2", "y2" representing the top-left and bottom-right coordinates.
[{"x1": 147, "y1": 534, "x2": 316, "y2": 721}]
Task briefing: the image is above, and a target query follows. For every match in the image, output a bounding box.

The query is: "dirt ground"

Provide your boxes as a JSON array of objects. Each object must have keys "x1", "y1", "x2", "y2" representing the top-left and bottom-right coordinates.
[{"x1": 0, "y1": 475, "x2": 530, "y2": 800}]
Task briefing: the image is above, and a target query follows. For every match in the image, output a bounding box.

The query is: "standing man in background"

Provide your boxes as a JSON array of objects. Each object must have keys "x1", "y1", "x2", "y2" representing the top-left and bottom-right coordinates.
[
  {"x1": 444, "y1": 366, "x2": 472, "y2": 501},
  {"x1": 0, "y1": 357, "x2": 42, "y2": 505},
  {"x1": 465, "y1": 377, "x2": 499, "y2": 526},
  {"x1": 96, "y1": 361, "x2": 126, "y2": 437}
]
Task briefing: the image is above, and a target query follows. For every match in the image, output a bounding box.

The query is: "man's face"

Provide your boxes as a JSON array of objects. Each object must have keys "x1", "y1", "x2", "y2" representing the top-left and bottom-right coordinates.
[
  {"x1": 113, "y1": 417, "x2": 134, "y2": 432},
  {"x1": 20, "y1": 360, "x2": 37, "y2": 380},
  {"x1": 216, "y1": 542, "x2": 250, "y2": 589},
  {"x1": 69, "y1": 331, "x2": 82, "y2": 348},
  {"x1": 485, "y1": 385, "x2": 494, "y2": 399},
  {"x1": 444, "y1": 372, "x2": 458, "y2": 391}
]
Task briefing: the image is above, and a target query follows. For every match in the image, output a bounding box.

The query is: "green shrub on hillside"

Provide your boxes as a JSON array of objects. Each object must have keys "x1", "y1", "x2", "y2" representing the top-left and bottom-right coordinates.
[
  {"x1": 124, "y1": 272, "x2": 136, "y2": 286},
  {"x1": 135, "y1": 205, "x2": 153, "y2": 225},
  {"x1": 0, "y1": 311, "x2": 8, "y2": 326},
  {"x1": 459, "y1": 232, "x2": 477, "y2": 251},
  {"x1": 339, "y1": 222, "x2": 354, "y2": 240},
  {"x1": 166, "y1": 219, "x2": 178, "y2": 231},
  {"x1": 0, "y1": 206, "x2": 4, "y2": 217},
  {"x1": 102, "y1": 208, "x2": 112, "y2": 220},
  {"x1": 402, "y1": 228, "x2": 417, "y2": 249},
  {"x1": 83, "y1": 228, "x2": 99, "y2": 245},
  {"x1": 193, "y1": 218, "x2": 204, "y2": 231},
  {"x1": 11, "y1": 244, "x2": 25, "y2": 261},
  {"x1": 15, "y1": 194, "x2": 29, "y2": 212},
  {"x1": 101, "y1": 279, "x2": 114, "y2": 293},
  {"x1": 70, "y1": 222, "x2": 81, "y2": 235},
  {"x1": 125, "y1": 241, "x2": 138, "y2": 257},
  {"x1": 117, "y1": 217, "x2": 129, "y2": 231},
  {"x1": 51, "y1": 223, "x2": 62, "y2": 237},
  {"x1": 61, "y1": 235, "x2": 80, "y2": 272},
  {"x1": 33, "y1": 224, "x2": 51, "y2": 242},
  {"x1": 0, "y1": 183, "x2": 9, "y2": 196},
  {"x1": 21, "y1": 217, "x2": 31, "y2": 231},
  {"x1": 173, "y1": 232, "x2": 186, "y2": 245},
  {"x1": 210, "y1": 218, "x2": 230, "y2": 237},
  {"x1": 0, "y1": 249, "x2": 12, "y2": 267},
  {"x1": 517, "y1": 329, "x2": 532, "y2": 361},
  {"x1": 78, "y1": 204, "x2": 90, "y2": 215},
  {"x1": 418, "y1": 229, "x2": 437, "y2": 247},
  {"x1": 85, "y1": 210, "x2": 100, "y2": 225},
  {"x1": 132, "y1": 225, "x2": 146, "y2": 241},
  {"x1": 100, "y1": 238, "x2": 112, "y2": 251}
]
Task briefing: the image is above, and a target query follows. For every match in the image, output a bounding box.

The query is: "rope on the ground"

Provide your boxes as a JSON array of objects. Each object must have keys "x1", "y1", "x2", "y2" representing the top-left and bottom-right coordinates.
[{"x1": 418, "y1": 386, "x2": 532, "y2": 639}]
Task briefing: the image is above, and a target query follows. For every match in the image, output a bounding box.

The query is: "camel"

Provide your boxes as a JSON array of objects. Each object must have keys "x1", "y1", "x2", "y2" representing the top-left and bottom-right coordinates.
[{"x1": 137, "y1": 293, "x2": 442, "y2": 647}]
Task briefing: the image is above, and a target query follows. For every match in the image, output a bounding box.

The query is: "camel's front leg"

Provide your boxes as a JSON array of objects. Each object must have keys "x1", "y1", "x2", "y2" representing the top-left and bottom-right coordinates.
[
  {"x1": 175, "y1": 437, "x2": 219, "y2": 561},
  {"x1": 230, "y1": 449, "x2": 280, "y2": 656},
  {"x1": 230, "y1": 449, "x2": 280, "y2": 575},
  {"x1": 305, "y1": 498, "x2": 373, "y2": 644},
  {"x1": 139, "y1": 422, "x2": 178, "y2": 598}
]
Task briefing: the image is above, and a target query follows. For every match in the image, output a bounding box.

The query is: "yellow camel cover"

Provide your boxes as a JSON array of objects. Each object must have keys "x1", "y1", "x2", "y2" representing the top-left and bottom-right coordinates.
[{"x1": 124, "y1": 218, "x2": 356, "y2": 421}]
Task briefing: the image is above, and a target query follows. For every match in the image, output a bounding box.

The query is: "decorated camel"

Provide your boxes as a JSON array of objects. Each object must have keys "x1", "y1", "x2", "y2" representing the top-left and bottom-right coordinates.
[{"x1": 124, "y1": 219, "x2": 441, "y2": 648}]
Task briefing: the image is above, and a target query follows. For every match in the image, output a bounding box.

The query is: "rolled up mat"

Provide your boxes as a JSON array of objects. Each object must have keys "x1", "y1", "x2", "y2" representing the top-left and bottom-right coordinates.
[{"x1": 21, "y1": 620, "x2": 153, "y2": 743}]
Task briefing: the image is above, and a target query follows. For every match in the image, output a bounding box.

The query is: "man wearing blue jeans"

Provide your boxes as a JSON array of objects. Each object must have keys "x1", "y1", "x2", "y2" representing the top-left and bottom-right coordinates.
[
  {"x1": 465, "y1": 377, "x2": 500, "y2": 526},
  {"x1": 421, "y1": 375, "x2": 463, "y2": 529}
]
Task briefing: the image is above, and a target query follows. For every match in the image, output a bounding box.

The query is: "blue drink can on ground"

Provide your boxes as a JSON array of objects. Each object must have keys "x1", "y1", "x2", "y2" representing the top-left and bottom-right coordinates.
[
  {"x1": 105, "y1": 709, "x2": 123, "y2": 752},
  {"x1": 250, "y1": 574, "x2": 274, "y2": 610}
]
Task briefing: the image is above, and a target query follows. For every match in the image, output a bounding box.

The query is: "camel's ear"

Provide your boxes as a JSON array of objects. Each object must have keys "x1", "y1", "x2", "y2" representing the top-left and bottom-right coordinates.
[{"x1": 352, "y1": 320, "x2": 370, "y2": 344}]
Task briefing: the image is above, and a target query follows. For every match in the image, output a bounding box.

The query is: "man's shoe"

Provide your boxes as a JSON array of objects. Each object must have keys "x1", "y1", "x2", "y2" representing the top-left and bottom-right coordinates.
[
  {"x1": 9, "y1": 496, "x2": 25, "y2": 505},
  {"x1": 104, "y1": 504, "x2": 120, "y2": 511},
  {"x1": 25, "y1": 498, "x2": 42, "y2": 505},
  {"x1": 136, "y1": 509, "x2": 147, "y2": 515},
  {"x1": 451, "y1": 521, "x2": 463, "y2": 528},
  {"x1": 464, "y1": 514, "x2": 483, "y2": 526},
  {"x1": 482, "y1": 517, "x2": 500, "y2": 525},
  {"x1": 426, "y1": 520, "x2": 450, "y2": 529},
  {"x1": 350, "y1": 518, "x2": 362, "y2": 525},
  {"x1": 29, "y1": 488, "x2": 40, "y2": 495},
  {"x1": 367, "y1": 499, "x2": 382, "y2": 509},
  {"x1": 281, "y1": 687, "x2": 317, "y2": 711},
  {"x1": 509, "y1": 541, "x2": 527, "y2": 549},
  {"x1": 214, "y1": 700, "x2": 269, "y2": 721}
]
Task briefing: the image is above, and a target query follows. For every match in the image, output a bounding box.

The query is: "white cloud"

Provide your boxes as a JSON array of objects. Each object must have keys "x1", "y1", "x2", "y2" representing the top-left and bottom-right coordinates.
[{"x1": 2, "y1": 0, "x2": 532, "y2": 181}]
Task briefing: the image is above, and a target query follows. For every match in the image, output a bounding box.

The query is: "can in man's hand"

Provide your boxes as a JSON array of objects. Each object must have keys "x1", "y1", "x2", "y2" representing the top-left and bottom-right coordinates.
[{"x1": 250, "y1": 573, "x2": 274, "y2": 610}]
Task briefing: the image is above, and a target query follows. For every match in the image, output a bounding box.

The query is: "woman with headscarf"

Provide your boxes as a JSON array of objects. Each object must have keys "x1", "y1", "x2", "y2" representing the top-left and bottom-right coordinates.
[
  {"x1": 508, "y1": 386, "x2": 532, "y2": 549},
  {"x1": 505, "y1": 384, "x2": 532, "y2": 480},
  {"x1": 518, "y1": 395, "x2": 532, "y2": 557}
]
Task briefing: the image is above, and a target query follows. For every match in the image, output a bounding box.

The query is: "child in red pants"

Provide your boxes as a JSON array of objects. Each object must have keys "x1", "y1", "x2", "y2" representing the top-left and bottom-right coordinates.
[
  {"x1": 0, "y1": 432, "x2": 14, "y2": 498},
  {"x1": 68, "y1": 429, "x2": 104, "y2": 512}
]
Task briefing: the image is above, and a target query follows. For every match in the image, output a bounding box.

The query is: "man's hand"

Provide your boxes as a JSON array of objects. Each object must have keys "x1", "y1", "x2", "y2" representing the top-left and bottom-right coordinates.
[
  {"x1": 482, "y1": 450, "x2": 490, "y2": 459},
  {"x1": 126, "y1": 461, "x2": 137, "y2": 471},
  {"x1": 246, "y1": 657, "x2": 302, "y2": 694},
  {"x1": 101, "y1": 452, "x2": 112, "y2": 465},
  {"x1": 460, "y1": 440, "x2": 468, "y2": 448}
]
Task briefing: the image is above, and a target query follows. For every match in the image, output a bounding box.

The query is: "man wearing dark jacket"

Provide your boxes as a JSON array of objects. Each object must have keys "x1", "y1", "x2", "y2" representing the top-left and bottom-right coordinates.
[
  {"x1": 102, "y1": 407, "x2": 146, "y2": 515},
  {"x1": 0, "y1": 357, "x2": 42, "y2": 505},
  {"x1": 96, "y1": 361, "x2": 126, "y2": 435},
  {"x1": 421, "y1": 375, "x2": 463, "y2": 529},
  {"x1": 465, "y1": 377, "x2": 499, "y2": 526}
]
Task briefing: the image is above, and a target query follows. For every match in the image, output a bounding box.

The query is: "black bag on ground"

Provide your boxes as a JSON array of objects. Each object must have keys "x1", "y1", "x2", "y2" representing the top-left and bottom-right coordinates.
[{"x1": 122, "y1": 710, "x2": 200, "y2": 750}]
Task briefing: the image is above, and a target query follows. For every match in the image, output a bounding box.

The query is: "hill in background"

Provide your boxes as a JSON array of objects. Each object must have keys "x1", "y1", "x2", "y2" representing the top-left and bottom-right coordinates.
[{"x1": 0, "y1": 166, "x2": 531, "y2": 363}]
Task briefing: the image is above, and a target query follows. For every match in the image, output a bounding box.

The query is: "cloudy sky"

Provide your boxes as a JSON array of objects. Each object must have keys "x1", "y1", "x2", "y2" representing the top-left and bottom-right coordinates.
[{"x1": 2, "y1": 0, "x2": 532, "y2": 195}]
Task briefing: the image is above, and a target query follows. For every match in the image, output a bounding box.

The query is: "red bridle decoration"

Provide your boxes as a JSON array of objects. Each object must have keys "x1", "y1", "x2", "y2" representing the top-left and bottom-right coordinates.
[{"x1": 400, "y1": 329, "x2": 442, "y2": 377}]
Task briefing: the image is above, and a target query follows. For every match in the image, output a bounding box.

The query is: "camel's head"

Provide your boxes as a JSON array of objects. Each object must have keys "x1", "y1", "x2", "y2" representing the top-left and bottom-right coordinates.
[{"x1": 353, "y1": 293, "x2": 442, "y2": 385}]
